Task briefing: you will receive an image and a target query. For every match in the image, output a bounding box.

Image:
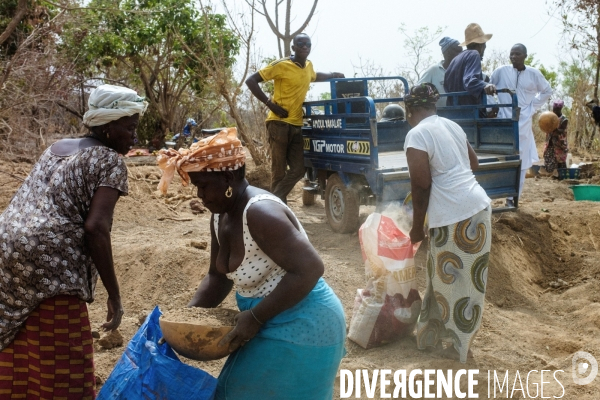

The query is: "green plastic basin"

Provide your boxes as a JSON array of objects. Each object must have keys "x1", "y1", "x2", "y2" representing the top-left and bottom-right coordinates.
[{"x1": 570, "y1": 185, "x2": 600, "y2": 201}]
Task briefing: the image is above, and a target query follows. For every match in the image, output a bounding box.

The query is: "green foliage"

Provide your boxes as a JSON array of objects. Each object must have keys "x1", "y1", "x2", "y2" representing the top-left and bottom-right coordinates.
[
  {"x1": 558, "y1": 57, "x2": 596, "y2": 95},
  {"x1": 214, "y1": 110, "x2": 231, "y2": 129},
  {"x1": 60, "y1": 0, "x2": 240, "y2": 135},
  {"x1": 319, "y1": 92, "x2": 331, "y2": 100},
  {"x1": 136, "y1": 101, "x2": 162, "y2": 145},
  {"x1": 0, "y1": 0, "x2": 58, "y2": 57},
  {"x1": 1, "y1": 1, "x2": 28, "y2": 56},
  {"x1": 397, "y1": 24, "x2": 445, "y2": 86},
  {"x1": 552, "y1": 0, "x2": 600, "y2": 104},
  {"x1": 258, "y1": 55, "x2": 278, "y2": 96},
  {"x1": 557, "y1": 56, "x2": 598, "y2": 149},
  {"x1": 524, "y1": 53, "x2": 558, "y2": 89},
  {"x1": 538, "y1": 65, "x2": 558, "y2": 89},
  {"x1": 63, "y1": 0, "x2": 238, "y2": 77}
]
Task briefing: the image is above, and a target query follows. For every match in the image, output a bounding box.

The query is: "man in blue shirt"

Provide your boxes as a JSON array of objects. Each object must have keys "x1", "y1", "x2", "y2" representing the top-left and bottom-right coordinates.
[
  {"x1": 172, "y1": 118, "x2": 197, "y2": 142},
  {"x1": 444, "y1": 23, "x2": 496, "y2": 109},
  {"x1": 418, "y1": 37, "x2": 462, "y2": 108}
]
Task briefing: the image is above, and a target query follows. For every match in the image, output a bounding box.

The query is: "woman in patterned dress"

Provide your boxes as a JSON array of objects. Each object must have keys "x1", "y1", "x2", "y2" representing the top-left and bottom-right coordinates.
[
  {"x1": 157, "y1": 129, "x2": 346, "y2": 400},
  {"x1": 403, "y1": 83, "x2": 492, "y2": 363},
  {"x1": 0, "y1": 85, "x2": 147, "y2": 398},
  {"x1": 543, "y1": 99, "x2": 569, "y2": 173}
]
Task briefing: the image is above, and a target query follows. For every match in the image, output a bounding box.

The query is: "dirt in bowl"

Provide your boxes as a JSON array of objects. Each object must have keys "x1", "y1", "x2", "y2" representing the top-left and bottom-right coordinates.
[{"x1": 161, "y1": 307, "x2": 237, "y2": 327}]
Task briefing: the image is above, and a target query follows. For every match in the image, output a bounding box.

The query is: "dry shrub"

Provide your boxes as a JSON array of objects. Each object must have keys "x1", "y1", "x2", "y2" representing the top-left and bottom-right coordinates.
[{"x1": 0, "y1": 11, "x2": 82, "y2": 162}]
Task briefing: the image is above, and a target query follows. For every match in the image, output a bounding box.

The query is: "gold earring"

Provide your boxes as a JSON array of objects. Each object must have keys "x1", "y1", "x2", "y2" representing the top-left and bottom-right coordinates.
[
  {"x1": 408, "y1": 113, "x2": 412, "y2": 118},
  {"x1": 225, "y1": 186, "x2": 232, "y2": 198}
]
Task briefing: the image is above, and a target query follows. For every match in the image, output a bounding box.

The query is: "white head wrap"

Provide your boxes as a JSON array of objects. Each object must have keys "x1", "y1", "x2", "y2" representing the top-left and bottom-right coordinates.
[{"x1": 82, "y1": 84, "x2": 148, "y2": 127}]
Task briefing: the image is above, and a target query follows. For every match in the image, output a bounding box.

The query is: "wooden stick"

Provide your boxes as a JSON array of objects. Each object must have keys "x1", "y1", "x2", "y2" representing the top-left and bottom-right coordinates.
[
  {"x1": 157, "y1": 217, "x2": 193, "y2": 222},
  {"x1": 0, "y1": 170, "x2": 25, "y2": 182},
  {"x1": 589, "y1": 226, "x2": 597, "y2": 251}
]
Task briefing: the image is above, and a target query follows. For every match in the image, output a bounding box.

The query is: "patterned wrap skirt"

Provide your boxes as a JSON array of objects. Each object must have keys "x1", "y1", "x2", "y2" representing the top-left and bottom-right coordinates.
[
  {"x1": 216, "y1": 278, "x2": 346, "y2": 400},
  {"x1": 416, "y1": 206, "x2": 491, "y2": 363},
  {"x1": 0, "y1": 295, "x2": 95, "y2": 399}
]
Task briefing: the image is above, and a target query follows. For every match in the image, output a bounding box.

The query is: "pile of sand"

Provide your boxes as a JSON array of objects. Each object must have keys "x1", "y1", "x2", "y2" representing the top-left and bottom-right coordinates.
[
  {"x1": 2, "y1": 155, "x2": 600, "y2": 399},
  {"x1": 161, "y1": 307, "x2": 237, "y2": 327}
]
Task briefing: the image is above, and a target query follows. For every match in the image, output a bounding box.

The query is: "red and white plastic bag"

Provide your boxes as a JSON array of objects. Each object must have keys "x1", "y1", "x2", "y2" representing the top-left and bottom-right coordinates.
[{"x1": 348, "y1": 212, "x2": 422, "y2": 349}]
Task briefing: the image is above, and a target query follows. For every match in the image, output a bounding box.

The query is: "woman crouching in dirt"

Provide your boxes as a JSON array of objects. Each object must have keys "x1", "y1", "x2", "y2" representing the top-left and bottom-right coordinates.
[
  {"x1": 0, "y1": 85, "x2": 147, "y2": 397},
  {"x1": 404, "y1": 83, "x2": 492, "y2": 363},
  {"x1": 156, "y1": 128, "x2": 346, "y2": 400}
]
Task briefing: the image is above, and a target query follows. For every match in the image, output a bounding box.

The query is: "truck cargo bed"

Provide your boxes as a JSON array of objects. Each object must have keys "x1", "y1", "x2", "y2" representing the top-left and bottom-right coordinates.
[{"x1": 378, "y1": 151, "x2": 518, "y2": 171}]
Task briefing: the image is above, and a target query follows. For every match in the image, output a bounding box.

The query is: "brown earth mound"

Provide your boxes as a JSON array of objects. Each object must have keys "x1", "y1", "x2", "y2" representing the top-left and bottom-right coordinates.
[
  {"x1": 161, "y1": 307, "x2": 237, "y2": 327},
  {"x1": 1, "y1": 156, "x2": 599, "y2": 398}
]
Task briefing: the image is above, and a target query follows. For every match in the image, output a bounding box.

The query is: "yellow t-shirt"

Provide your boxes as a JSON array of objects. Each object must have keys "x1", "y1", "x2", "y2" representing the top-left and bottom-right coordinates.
[{"x1": 259, "y1": 57, "x2": 316, "y2": 126}]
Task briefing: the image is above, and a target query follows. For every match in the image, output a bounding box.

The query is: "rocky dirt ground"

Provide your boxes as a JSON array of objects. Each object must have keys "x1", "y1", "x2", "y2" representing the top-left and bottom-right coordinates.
[{"x1": 1, "y1": 155, "x2": 600, "y2": 399}]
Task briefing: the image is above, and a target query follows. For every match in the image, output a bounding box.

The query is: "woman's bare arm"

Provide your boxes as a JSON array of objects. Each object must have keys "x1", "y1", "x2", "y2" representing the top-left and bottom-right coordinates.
[
  {"x1": 220, "y1": 201, "x2": 323, "y2": 350},
  {"x1": 188, "y1": 214, "x2": 233, "y2": 307},
  {"x1": 467, "y1": 140, "x2": 479, "y2": 171},
  {"x1": 85, "y1": 186, "x2": 123, "y2": 331},
  {"x1": 406, "y1": 147, "x2": 431, "y2": 244}
]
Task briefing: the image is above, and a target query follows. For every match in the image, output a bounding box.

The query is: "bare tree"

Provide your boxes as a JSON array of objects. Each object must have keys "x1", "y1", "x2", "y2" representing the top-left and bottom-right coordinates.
[
  {"x1": 351, "y1": 57, "x2": 405, "y2": 116},
  {"x1": 250, "y1": 0, "x2": 318, "y2": 58},
  {"x1": 550, "y1": 0, "x2": 600, "y2": 148},
  {"x1": 481, "y1": 49, "x2": 508, "y2": 77},
  {"x1": 397, "y1": 24, "x2": 444, "y2": 86},
  {"x1": 177, "y1": 0, "x2": 267, "y2": 165},
  {"x1": 551, "y1": 0, "x2": 600, "y2": 99},
  {"x1": 0, "y1": 8, "x2": 81, "y2": 160}
]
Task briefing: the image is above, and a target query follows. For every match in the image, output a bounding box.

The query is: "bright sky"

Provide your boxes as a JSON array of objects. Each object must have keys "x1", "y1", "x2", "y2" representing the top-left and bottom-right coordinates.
[{"x1": 221, "y1": 0, "x2": 565, "y2": 98}]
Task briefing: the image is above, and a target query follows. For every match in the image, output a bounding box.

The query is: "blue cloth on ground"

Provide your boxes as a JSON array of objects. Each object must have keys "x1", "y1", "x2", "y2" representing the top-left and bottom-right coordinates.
[
  {"x1": 97, "y1": 306, "x2": 217, "y2": 400},
  {"x1": 215, "y1": 278, "x2": 346, "y2": 400}
]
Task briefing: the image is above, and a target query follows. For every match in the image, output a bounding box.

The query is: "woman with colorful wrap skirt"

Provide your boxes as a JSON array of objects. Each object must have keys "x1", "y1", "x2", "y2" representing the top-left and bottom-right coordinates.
[
  {"x1": 543, "y1": 99, "x2": 569, "y2": 173},
  {"x1": 403, "y1": 83, "x2": 492, "y2": 363}
]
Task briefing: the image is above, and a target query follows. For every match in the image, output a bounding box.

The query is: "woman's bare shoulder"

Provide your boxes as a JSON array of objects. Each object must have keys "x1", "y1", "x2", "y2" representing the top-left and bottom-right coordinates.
[{"x1": 245, "y1": 191, "x2": 297, "y2": 232}]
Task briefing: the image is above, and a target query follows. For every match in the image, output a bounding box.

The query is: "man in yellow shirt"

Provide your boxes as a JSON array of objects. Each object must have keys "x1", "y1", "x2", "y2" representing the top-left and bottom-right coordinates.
[{"x1": 246, "y1": 33, "x2": 344, "y2": 203}]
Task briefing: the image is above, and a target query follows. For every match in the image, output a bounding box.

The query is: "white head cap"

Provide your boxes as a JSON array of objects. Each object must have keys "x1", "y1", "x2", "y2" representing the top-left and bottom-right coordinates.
[{"x1": 82, "y1": 84, "x2": 148, "y2": 127}]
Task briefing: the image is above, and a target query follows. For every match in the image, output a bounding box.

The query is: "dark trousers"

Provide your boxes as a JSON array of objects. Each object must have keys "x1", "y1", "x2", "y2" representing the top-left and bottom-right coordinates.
[{"x1": 267, "y1": 120, "x2": 305, "y2": 202}]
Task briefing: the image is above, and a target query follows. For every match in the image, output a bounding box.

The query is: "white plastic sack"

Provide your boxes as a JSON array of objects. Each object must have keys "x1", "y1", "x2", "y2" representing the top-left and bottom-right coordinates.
[{"x1": 348, "y1": 211, "x2": 422, "y2": 349}]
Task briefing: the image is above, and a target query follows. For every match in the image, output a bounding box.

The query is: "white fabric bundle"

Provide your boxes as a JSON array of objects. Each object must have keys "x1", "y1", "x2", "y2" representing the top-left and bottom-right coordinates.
[{"x1": 82, "y1": 84, "x2": 148, "y2": 127}]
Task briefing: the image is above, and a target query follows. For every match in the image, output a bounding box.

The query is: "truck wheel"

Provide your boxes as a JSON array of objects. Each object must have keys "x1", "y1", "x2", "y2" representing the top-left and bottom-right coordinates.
[
  {"x1": 325, "y1": 174, "x2": 360, "y2": 233},
  {"x1": 302, "y1": 189, "x2": 316, "y2": 206}
]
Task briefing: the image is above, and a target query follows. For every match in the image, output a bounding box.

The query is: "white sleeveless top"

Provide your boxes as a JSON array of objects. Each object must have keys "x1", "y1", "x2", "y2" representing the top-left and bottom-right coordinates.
[{"x1": 213, "y1": 193, "x2": 308, "y2": 298}]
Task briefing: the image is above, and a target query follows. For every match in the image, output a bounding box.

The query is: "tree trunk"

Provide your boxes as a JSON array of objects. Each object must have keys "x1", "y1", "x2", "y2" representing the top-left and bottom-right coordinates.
[
  {"x1": 222, "y1": 90, "x2": 265, "y2": 166},
  {"x1": 275, "y1": 0, "x2": 282, "y2": 58},
  {"x1": 260, "y1": 0, "x2": 318, "y2": 58},
  {"x1": 0, "y1": 0, "x2": 28, "y2": 46},
  {"x1": 283, "y1": 37, "x2": 292, "y2": 57}
]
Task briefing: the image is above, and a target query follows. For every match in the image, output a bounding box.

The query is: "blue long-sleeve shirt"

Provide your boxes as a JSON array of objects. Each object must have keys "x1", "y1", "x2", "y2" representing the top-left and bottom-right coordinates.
[{"x1": 443, "y1": 50, "x2": 486, "y2": 106}]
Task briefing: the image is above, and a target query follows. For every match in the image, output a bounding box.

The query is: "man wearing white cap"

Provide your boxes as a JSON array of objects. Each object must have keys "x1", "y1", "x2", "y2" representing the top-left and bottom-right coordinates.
[
  {"x1": 444, "y1": 23, "x2": 496, "y2": 111},
  {"x1": 418, "y1": 37, "x2": 463, "y2": 108},
  {"x1": 491, "y1": 44, "x2": 552, "y2": 206}
]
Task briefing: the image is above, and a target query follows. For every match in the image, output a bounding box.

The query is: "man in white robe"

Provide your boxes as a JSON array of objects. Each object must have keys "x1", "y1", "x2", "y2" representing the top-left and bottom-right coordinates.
[{"x1": 491, "y1": 43, "x2": 552, "y2": 206}]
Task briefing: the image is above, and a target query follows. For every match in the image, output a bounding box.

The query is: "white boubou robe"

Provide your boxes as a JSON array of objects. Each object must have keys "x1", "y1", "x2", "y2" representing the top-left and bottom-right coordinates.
[{"x1": 490, "y1": 65, "x2": 552, "y2": 171}]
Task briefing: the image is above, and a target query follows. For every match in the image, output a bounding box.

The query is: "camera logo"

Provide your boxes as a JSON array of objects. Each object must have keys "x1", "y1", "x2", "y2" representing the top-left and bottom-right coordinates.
[{"x1": 572, "y1": 351, "x2": 598, "y2": 385}]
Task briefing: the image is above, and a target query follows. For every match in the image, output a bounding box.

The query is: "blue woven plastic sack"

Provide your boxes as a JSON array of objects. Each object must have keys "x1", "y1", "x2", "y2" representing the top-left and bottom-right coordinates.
[{"x1": 97, "y1": 306, "x2": 217, "y2": 400}]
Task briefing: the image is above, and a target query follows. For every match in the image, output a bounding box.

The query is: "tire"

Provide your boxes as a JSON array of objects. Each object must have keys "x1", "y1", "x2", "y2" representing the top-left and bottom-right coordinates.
[
  {"x1": 324, "y1": 173, "x2": 360, "y2": 233},
  {"x1": 302, "y1": 189, "x2": 316, "y2": 206}
]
